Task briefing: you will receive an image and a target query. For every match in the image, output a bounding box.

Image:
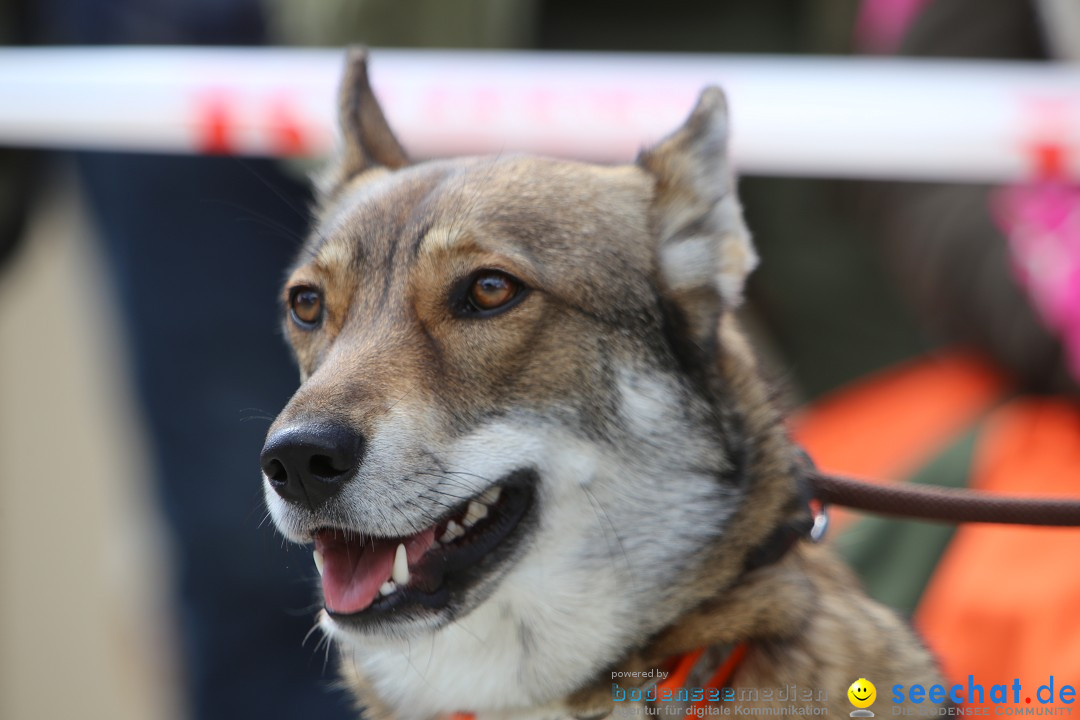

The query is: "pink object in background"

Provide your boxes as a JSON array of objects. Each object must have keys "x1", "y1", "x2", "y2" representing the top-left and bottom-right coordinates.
[
  {"x1": 855, "y1": 0, "x2": 933, "y2": 54},
  {"x1": 993, "y1": 183, "x2": 1080, "y2": 383}
]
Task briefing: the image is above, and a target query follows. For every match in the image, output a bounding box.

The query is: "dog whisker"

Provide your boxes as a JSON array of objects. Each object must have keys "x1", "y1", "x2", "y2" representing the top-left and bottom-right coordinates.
[
  {"x1": 302, "y1": 619, "x2": 324, "y2": 649},
  {"x1": 582, "y1": 487, "x2": 639, "y2": 595}
]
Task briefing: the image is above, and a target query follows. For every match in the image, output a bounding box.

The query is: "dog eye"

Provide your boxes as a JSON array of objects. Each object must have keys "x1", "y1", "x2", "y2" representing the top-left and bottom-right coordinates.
[
  {"x1": 463, "y1": 271, "x2": 523, "y2": 315},
  {"x1": 289, "y1": 286, "x2": 323, "y2": 328}
]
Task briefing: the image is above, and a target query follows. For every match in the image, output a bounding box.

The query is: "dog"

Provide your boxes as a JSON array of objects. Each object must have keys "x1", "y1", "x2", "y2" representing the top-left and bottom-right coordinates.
[{"x1": 261, "y1": 49, "x2": 945, "y2": 720}]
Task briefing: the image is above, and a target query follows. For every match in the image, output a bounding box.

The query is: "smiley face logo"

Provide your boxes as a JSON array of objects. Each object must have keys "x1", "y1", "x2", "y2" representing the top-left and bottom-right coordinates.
[{"x1": 848, "y1": 678, "x2": 877, "y2": 709}]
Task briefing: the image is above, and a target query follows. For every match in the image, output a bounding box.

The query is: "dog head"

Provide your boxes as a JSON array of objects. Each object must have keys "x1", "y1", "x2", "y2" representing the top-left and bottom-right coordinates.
[{"x1": 263, "y1": 49, "x2": 791, "y2": 719}]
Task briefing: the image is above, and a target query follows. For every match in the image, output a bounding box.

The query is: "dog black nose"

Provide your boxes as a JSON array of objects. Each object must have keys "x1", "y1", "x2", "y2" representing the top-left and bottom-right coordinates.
[{"x1": 260, "y1": 423, "x2": 364, "y2": 509}]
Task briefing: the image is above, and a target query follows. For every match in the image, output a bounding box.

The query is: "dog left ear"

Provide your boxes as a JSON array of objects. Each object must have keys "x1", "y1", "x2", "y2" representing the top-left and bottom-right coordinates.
[
  {"x1": 322, "y1": 47, "x2": 409, "y2": 192},
  {"x1": 638, "y1": 87, "x2": 757, "y2": 354}
]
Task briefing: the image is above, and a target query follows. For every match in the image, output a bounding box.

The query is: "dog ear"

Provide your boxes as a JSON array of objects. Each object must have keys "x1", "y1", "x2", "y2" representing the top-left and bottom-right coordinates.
[
  {"x1": 638, "y1": 87, "x2": 757, "y2": 355},
  {"x1": 323, "y1": 47, "x2": 409, "y2": 191}
]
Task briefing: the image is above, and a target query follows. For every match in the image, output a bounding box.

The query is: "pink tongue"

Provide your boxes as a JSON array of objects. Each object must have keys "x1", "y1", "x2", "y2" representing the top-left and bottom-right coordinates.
[{"x1": 315, "y1": 529, "x2": 437, "y2": 614}]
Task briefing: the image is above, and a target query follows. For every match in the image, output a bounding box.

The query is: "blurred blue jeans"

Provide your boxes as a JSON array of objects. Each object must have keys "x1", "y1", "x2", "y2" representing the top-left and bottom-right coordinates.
[
  {"x1": 35, "y1": 0, "x2": 355, "y2": 716},
  {"x1": 76, "y1": 153, "x2": 353, "y2": 719}
]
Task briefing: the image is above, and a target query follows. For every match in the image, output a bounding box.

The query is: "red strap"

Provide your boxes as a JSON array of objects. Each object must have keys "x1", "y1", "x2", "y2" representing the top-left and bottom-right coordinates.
[
  {"x1": 687, "y1": 642, "x2": 749, "y2": 715},
  {"x1": 656, "y1": 647, "x2": 706, "y2": 696}
]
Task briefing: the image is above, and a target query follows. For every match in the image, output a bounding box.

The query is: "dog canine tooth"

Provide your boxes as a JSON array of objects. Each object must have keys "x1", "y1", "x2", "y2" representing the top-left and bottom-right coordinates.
[
  {"x1": 463, "y1": 500, "x2": 488, "y2": 528},
  {"x1": 313, "y1": 549, "x2": 324, "y2": 576},
  {"x1": 379, "y1": 580, "x2": 396, "y2": 597},
  {"x1": 392, "y1": 543, "x2": 410, "y2": 586}
]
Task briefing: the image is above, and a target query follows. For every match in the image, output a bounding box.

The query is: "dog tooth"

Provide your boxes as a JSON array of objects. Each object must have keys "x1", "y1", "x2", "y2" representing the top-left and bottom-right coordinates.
[
  {"x1": 440, "y1": 520, "x2": 465, "y2": 543},
  {"x1": 479, "y1": 486, "x2": 502, "y2": 506},
  {"x1": 463, "y1": 500, "x2": 489, "y2": 528},
  {"x1": 392, "y1": 543, "x2": 410, "y2": 586},
  {"x1": 379, "y1": 580, "x2": 396, "y2": 597},
  {"x1": 313, "y1": 550, "x2": 325, "y2": 576}
]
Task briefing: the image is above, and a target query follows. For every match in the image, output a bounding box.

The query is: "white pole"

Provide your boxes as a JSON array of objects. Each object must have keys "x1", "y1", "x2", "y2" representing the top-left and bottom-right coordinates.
[{"x1": 1, "y1": 47, "x2": 1079, "y2": 181}]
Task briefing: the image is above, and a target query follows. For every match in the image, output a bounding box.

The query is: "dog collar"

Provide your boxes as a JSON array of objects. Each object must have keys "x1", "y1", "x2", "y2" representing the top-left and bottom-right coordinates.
[{"x1": 743, "y1": 457, "x2": 822, "y2": 573}]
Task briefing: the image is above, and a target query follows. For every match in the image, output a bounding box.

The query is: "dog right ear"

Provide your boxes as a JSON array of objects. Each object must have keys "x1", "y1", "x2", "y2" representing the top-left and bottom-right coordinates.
[
  {"x1": 638, "y1": 86, "x2": 757, "y2": 359},
  {"x1": 321, "y1": 47, "x2": 409, "y2": 193}
]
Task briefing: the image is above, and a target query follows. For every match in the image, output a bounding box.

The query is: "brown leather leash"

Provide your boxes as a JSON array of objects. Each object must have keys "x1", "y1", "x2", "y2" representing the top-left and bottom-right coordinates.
[{"x1": 808, "y1": 470, "x2": 1080, "y2": 527}]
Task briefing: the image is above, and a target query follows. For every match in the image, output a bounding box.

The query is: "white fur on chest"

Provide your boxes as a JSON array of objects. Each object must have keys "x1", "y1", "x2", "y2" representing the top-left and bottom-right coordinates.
[{"x1": 322, "y1": 380, "x2": 734, "y2": 720}]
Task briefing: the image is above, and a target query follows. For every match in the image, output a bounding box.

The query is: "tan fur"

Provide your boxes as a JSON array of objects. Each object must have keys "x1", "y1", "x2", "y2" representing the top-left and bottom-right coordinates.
[
  {"x1": 565, "y1": 317, "x2": 939, "y2": 717},
  {"x1": 265, "y1": 50, "x2": 945, "y2": 720}
]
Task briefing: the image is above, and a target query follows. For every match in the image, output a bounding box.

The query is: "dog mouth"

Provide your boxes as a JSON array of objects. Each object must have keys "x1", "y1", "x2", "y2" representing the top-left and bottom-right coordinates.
[{"x1": 312, "y1": 470, "x2": 535, "y2": 622}]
